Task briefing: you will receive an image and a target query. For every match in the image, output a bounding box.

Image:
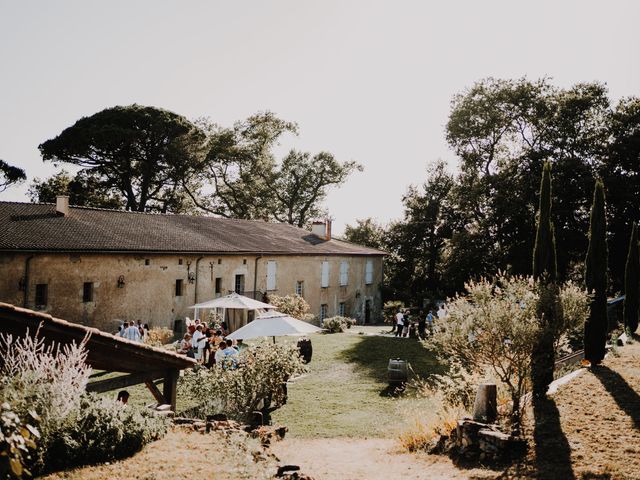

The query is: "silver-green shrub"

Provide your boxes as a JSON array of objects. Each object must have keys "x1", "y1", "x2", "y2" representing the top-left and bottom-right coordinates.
[
  {"x1": 0, "y1": 332, "x2": 168, "y2": 475},
  {"x1": 321, "y1": 316, "x2": 356, "y2": 333},
  {"x1": 44, "y1": 393, "x2": 168, "y2": 471},
  {"x1": 179, "y1": 342, "x2": 307, "y2": 420}
]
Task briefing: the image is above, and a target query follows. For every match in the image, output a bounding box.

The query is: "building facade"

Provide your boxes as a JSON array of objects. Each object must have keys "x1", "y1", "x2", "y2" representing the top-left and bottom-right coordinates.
[{"x1": 0, "y1": 200, "x2": 384, "y2": 332}]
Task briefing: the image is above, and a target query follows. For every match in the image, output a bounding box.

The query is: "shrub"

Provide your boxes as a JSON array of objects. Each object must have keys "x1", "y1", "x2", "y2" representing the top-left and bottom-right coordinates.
[
  {"x1": 0, "y1": 331, "x2": 90, "y2": 471},
  {"x1": 322, "y1": 316, "x2": 355, "y2": 333},
  {"x1": 146, "y1": 327, "x2": 174, "y2": 346},
  {"x1": 427, "y1": 273, "x2": 589, "y2": 427},
  {"x1": 0, "y1": 332, "x2": 168, "y2": 475},
  {"x1": 398, "y1": 406, "x2": 461, "y2": 453},
  {"x1": 383, "y1": 300, "x2": 404, "y2": 323},
  {"x1": 267, "y1": 294, "x2": 315, "y2": 322},
  {"x1": 0, "y1": 403, "x2": 39, "y2": 479},
  {"x1": 44, "y1": 394, "x2": 168, "y2": 471},
  {"x1": 179, "y1": 342, "x2": 307, "y2": 420}
]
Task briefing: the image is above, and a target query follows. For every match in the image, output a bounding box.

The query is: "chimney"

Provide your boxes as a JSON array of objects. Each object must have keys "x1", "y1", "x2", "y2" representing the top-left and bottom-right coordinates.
[
  {"x1": 56, "y1": 195, "x2": 70, "y2": 216},
  {"x1": 311, "y1": 219, "x2": 332, "y2": 240}
]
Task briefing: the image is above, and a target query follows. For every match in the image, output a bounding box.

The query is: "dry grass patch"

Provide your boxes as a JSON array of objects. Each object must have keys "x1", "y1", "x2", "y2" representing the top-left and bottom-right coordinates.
[{"x1": 40, "y1": 428, "x2": 278, "y2": 480}]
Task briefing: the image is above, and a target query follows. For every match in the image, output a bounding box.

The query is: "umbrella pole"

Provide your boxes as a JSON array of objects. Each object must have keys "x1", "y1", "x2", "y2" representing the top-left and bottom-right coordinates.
[{"x1": 273, "y1": 336, "x2": 276, "y2": 344}]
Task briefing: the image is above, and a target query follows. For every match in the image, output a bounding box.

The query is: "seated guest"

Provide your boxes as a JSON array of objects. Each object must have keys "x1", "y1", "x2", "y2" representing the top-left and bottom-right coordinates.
[
  {"x1": 116, "y1": 390, "x2": 130, "y2": 405},
  {"x1": 214, "y1": 341, "x2": 227, "y2": 366},
  {"x1": 178, "y1": 333, "x2": 193, "y2": 356}
]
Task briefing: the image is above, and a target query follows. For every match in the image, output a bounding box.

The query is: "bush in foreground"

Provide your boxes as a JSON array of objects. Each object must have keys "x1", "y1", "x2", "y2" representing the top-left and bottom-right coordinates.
[
  {"x1": 426, "y1": 273, "x2": 589, "y2": 427},
  {"x1": 0, "y1": 332, "x2": 168, "y2": 476},
  {"x1": 179, "y1": 342, "x2": 307, "y2": 421}
]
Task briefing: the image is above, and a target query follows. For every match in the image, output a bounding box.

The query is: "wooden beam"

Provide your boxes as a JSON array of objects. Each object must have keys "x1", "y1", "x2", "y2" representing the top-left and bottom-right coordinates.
[
  {"x1": 86, "y1": 370, "x2": 166, "y2": 394},
  {"x1": 162, "y1": 369, "x2": 180, "y2": 412},
  {"x1": 145, "y1": 380, "x2": 165, "y2": 405}
]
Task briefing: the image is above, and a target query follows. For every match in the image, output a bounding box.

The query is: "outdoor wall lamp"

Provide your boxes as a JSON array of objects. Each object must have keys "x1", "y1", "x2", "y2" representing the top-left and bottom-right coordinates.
[{"x1": 117, "y1": 275, "x2": 125, "y2": 288}]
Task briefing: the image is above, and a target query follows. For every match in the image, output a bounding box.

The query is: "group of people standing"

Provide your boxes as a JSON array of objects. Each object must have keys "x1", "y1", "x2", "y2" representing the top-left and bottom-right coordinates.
[
  {"x1": 117, "y1": 320, "x2": 149, "y2": 343},
  {"x1": 391, "y1": 305, "x2": 446, "y2": 339},
  {"x1": 178, "y1": 319, "x2": 246, "y2": 369}
]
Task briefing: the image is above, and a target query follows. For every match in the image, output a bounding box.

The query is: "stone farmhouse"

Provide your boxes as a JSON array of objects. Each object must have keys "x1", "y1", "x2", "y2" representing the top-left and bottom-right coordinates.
[{"x1": 0, "y1": 197, "x2": 385, "y2": 333}]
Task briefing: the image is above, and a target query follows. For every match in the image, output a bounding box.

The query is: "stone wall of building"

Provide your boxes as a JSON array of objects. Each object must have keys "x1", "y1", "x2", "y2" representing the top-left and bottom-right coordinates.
[{"x1": 0, "y1": 252, "x2": 383, "y2": 332}]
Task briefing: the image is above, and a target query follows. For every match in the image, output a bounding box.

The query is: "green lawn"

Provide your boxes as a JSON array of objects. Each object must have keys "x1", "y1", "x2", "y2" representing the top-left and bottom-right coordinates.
[
  {"x1": 271, "y1": 326, "x2": 444, "y2": 438},
  {"x1": 89, "y1": 326, "x2": 444, "y2": 438}
]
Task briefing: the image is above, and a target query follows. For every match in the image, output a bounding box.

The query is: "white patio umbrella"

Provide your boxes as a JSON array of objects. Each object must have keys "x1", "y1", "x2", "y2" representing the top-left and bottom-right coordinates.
[
  {"x1": 225, "y1": 311, "x2": 322, "y2": 342},
  {"x1": 188, "y1": 292, "x2": 275, "y2": 322}
]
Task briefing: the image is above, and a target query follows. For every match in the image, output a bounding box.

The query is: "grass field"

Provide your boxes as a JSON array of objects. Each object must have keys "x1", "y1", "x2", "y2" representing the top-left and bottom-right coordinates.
[
  {"x1": 90, "y1": 326, "x2": 444, "y2": 438},
  {"x1": 271, "y1": 325, "x2": 444, "y2": 438}
]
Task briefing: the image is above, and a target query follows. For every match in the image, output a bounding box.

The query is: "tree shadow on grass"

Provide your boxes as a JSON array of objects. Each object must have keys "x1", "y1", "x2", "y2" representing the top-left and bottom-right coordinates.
[
  {"x1": 531, "y1": 395, "x2": 575, "y2": 480},
  {"x1": 592, "y1": 365, "x2": 640, "y2": 429},
  {"x1": 338, "y1": 335, "x2": 445, "y2": 393}
]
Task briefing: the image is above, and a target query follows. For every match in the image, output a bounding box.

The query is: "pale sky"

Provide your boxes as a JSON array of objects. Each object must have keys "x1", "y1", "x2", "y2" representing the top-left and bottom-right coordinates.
[{"x1": 1, "y1": 1, "x2": 639, "y2": 234}]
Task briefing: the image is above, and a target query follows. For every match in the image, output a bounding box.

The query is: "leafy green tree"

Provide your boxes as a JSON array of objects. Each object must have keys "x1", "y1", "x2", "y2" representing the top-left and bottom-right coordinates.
[
  {"x1": 603, "y1": 98, "x2": 640, "y2": 291},
  {"x1": 382, "y1": 161, "x2": 454, "y2": 302},
  {"x1": 28, "y1": 170, "x2": 123, "y2": 209},
  {"x1": 343, "y1": 218, "x2": 386, "y2": 249},
  {"x1": 0, "y1": 159, "x2": 26, "y2": 192},
  {"x1": 445, "y1": 78, "x2": 609, "y2": 282},
  {"x1": 38, "y1": 104, "x2": 207, "y2": 213},
  {"x1": 584, "y1": 180, "x2": 609, "y2": 364},
  {"x1": 623, "y1": 222, "x2": 639, "y2": 333},
  {"x1": 531, "y1": 162, "x2": 560, "y2": 397},
  {"x1": 191, "y1": 112, "x2": 361, "y2": 226},
  {"x1": 267, "y1": 150, "x2": 362, "y2": 227}
]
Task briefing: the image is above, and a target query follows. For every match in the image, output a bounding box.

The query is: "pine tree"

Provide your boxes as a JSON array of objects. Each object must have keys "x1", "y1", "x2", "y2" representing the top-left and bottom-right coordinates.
[
  {"x1": 623, "y1": 222, "x2": 639, "y2": 334},
  {"x1": 584, "y1": 179, "x2": 608, "y2": 364},
  {"x1": 531, "y1": 161, "x2": 559, "y2": 397}
]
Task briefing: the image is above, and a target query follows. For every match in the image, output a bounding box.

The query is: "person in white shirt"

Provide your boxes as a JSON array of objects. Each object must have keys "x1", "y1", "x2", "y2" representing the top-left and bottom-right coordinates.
[
  {"x1": 395, "y1": 310, "x2": 404, "y2": 338},
  {"x1": 191, "y1": 325, "x2": 206, "y2": 362},
  {"x1": 437, "y1": 304, "x2": 447, "y2": 320},
  {"x1": 120, "y1": 322, "x2": 142, "y2": 342}
]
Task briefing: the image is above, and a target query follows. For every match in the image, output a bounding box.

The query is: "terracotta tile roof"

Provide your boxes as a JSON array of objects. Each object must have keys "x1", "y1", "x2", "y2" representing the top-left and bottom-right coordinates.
[{"x1": 0, "y1": 202, "x2": 385, "y2": 256}]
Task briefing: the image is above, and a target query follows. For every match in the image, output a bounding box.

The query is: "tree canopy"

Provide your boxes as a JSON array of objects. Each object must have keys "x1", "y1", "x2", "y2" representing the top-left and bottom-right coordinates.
[
  {"x1": 38, "y1": 104, "x2": 207, "y2": 213},
  {"x1": 0, "y1": 159, "x2": 26, "y2": 192}
]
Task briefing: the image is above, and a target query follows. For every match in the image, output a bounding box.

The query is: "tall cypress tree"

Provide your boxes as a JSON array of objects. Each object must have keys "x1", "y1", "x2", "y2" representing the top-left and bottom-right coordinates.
[
  {"x1": 623, "y1": 222, "x2": 639, "y2": 334},
  {"x1": 531, "y1": 161, "x2": 559, "y2": 397},
  {"x1": 584, "y1": 179, "x2": 608, "y2": 364},
  {"x1": 533, "y1": 162, "x2": 558, "y2": 281}
]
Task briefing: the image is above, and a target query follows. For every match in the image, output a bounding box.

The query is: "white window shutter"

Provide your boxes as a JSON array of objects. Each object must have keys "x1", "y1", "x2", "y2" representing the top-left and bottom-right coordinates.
[
  {"x1": 267, "y1": 260, "x2": 277, "y2": 290},
  {"x1": 365, "y1": 259, "x2": 373, "y2": 285},
  {"x1": 321, "y1": 261, "x2": 330, "y2": 287},
  {"x1": 340, "y1": 261, "x2": 349, "y2": 286}
]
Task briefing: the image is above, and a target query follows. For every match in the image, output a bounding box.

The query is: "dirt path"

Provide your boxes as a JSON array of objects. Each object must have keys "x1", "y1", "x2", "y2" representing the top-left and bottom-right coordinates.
[{"x1": 271, "y1": 438, "x2": 493, "y2": 480}]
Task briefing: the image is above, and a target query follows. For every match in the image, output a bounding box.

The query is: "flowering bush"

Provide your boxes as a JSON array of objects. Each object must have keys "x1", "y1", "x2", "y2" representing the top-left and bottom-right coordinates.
[
  {"x1": 146, "y1": 327, "x2": 174, "y2": 346},
  {"x1": 179, "y1": 342, "x2": 307, "y2": 421},
  {"x1": 321, "y1": 316, "x2": 356, "y2": 333},
  {"x1": 268, "y1": 294, "x2": 315, "y2": 322}
]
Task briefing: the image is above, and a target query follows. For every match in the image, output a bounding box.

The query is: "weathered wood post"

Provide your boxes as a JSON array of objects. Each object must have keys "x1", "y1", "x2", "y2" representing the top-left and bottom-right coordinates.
[
  {"x1": 472, "y1": 383, "x2": 497, "y2": 423},
  {"x1": 163, "y1": 369, "x2": 180, "y2": 412}
]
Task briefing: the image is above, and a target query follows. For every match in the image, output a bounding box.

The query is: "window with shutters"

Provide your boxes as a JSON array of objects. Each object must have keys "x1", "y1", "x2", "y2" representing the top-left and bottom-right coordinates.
[
  {"x1": 339, "y1": 261, "x2": 349, "y2": 286},
  {"x1": 320, "y1": 304, "x2": 328, "y2": 320},
  {"x1": 321, "y1": 261, "x2": 330, "y2": 288},
  {"x1": 365, "y1": 259, "x2": 374, "y2": 285},
  {"x1": 267, "y1": 260, "x2": 277, "y2": 291},
  {"x1": 339, "y1": 302, "x2": 346, "y2": 316},
  {"x1": 215, "y1": 277, "x2": 222, "y2": 296},
  {"x1": 295, "y1": 281, "x2": 304, "y2": 296}
]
